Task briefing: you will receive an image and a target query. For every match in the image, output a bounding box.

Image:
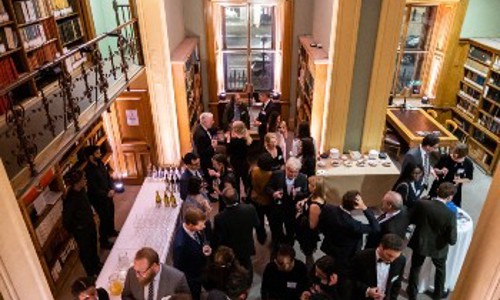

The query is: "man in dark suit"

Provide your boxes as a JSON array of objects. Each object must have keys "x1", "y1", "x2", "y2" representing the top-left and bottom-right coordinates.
[
  {"x1": 401, "y1": 133, "x2": 440, "y2": 189},
  {"x1": 319, "y1": 191, "x2": 380, "y2": 272},
  {"x1": 365, "y1": 191, "x2": 410, "y2": 248},
  {"x1": 122, "y1": 247, "x2": 191, "y2": 300},
  {"x1": 193, "y1": 112, "x2": 217, "y2": 177},
  {"x1": 406, "y1": 182, "x2": 458, "y2": 300},
  {"x1": 265, "y1": 157, "x2": 309, "y2": 246},
  {"x1": 173, "y1": 207, "x2": 212, "y2": 300},
  {"x1": 350, "y1": 234, "x2": 406, "y2": 300},
  {"x1": 84, "y1": 145, "x2": 117, "y2": 249},
  {"x1": 180, "y1": 152, "x2": 204, "y2": 200},
  {"x1": 222, "y1": 94, "x2": 250, "y2": 131},
  {"x1": 213, "y1": 187, "x2": 259, "y2": 282},
  {"x1": 254, "y1": 92, "x2": 277, "y2": 146},
  {"x1": 207, "y1": 268, "x2": 251, "y2": 300}
]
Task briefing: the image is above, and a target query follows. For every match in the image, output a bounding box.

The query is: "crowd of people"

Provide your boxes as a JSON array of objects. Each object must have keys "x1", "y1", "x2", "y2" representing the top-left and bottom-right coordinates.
[{"x1": 64, "y1": 93, "x2": 474, "y2": 300}]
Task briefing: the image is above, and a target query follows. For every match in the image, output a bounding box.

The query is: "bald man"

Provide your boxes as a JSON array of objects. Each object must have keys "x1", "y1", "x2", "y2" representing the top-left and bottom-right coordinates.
[{"x1": 365, "y1": 191, "x2": 410, "y2": 249}]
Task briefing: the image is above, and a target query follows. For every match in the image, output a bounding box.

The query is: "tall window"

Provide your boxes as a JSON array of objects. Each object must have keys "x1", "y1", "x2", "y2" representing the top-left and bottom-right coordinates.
[
  {"x1": 219, "y1": 4, "x2": 280, "y2": 92},
  {"x1": 391, "y1": 4, "x2": 454, "y2": 98}
]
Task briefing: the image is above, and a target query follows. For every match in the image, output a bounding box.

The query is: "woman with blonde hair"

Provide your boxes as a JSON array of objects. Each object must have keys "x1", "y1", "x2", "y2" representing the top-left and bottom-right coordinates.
[
  {"x1": 264, "y1": 132, "x2": 285, "y2": 171},
  {"x1": 226, "y1": 121, "x2": 252, "y2": 196},
  {"x1": 296, "y1": 176, "x2": 326, "y2": 268}
]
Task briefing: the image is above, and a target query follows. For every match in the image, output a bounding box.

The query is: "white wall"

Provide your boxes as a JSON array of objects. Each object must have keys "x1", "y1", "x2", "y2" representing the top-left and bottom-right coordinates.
[
  {"x1": 312, "y1": 0, "x2": 333, "y2": 52},
  {"x1": 164, "y1": 0, "x2": 186, "y2": 52}
]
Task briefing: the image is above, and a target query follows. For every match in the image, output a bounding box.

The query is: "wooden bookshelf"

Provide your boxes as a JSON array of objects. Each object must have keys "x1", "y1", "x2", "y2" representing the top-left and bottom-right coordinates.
[
  {"x1": 451, "y1": 38, "x2": 500, "y2": 174},
  {"x1": 0, "y1": 0, "x2": 89, "y2": 109},
  {"x1": 16, "y1": 116, "x2": 112, "y2": 294},
  {"x1": 295, "y1": 35, "x2": 328, "y2": 143},
  {"x1": 171, "y1": 37, "x2": 203, "y2": 155}
]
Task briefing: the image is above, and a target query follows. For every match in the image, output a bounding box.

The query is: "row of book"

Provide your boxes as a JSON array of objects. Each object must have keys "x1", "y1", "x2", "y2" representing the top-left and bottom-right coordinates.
[
  {"x1": 26, "y1": 40, "x2": 58, "y2": 70},
  {"x1": 0, "y1": 0, "x2": 10, "y2": 23},
  {"x1": 0, "y1": 27, "x2": 18, "y2": 51},
  {"x1": 14, "y1": 0, "x2": 49, "y2": 24},
  {"x1": 0, "y1": 56, "x2": 20, "y2": 88},
  {"x1": 57, "y1": 18, "x2": 81, "y2": 45},
  {"x1": 0, "y1": 56, "x2": 19, "y2": 115},
  {"x1": 20, "y1": 23, "x2": 48, "y2": 50}
]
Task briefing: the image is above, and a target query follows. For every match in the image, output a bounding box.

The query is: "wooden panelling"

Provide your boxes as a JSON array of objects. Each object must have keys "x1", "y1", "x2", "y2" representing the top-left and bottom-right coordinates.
[
  {"x1": 433, "y1": 0, "x2": 470, "y2": 107},
  {"x1": 109, "y1": 90, "x2": 156, "y2": 184},
  {"x1": 280, "y1": 0, "x2": 294, "y2": 122}
]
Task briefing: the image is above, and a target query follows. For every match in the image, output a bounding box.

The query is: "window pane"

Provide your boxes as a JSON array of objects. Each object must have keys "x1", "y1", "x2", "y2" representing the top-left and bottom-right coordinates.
[
  {"x1": 250, "y1": 5, "x2": 274, "y2": 49},
  {"x1": 224, "y1": 53, "x2": 248, "y2": 91},
  {"x1": 405, "y1": 6, "x2": 436, "y2": 51},
  {"x1": 396, "y1": 53, "x2": 425, "y2": 94},
  {"x1": 251, "y1": 52, "x2": 274, "y2": 91},
  {"x1": 224, "y1": 6, "x2": 248, "y2": 49}
]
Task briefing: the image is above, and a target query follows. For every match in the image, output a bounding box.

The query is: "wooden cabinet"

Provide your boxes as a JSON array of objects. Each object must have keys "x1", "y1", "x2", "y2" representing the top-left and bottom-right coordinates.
[
  {"x1": 295, "y1": 35, "x2": 328, "y2": 146},
  {"x1": 0, "y1": 0, "x2": 89, "y2": 112},
  {"x1": 18, "y1": 117, "x2": 111, "y2": 294},
  {"x1": 451, "y1": 38, "x2": 500, "y2": 174},
  {"x1": 171, "y1": 37, "x2": 203, "y2": 156}
]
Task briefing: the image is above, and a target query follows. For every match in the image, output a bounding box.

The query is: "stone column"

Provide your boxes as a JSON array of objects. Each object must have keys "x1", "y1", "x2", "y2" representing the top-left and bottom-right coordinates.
[
  {"x1": 135, "y1": 0, "x2": 181, "y2": 165},
  {"x1": 452, "y1": 167, "x2": 500, "y2": 299},
  {"x1": 0, "y1": 159, "x2": 52, "y2": 300}
]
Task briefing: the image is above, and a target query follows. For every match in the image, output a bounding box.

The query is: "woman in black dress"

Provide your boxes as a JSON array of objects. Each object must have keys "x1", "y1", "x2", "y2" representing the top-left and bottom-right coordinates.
[
  {"x1": 298, "y1": 137, "x2": 316, "y2": 177},
  {"x1": 62, "y1": 170, "x2": 101, "y2": 277},
  {"x1": 295, "y1": 176, "x2": 325, "y2": 269},
  {"x1": 430, "y1": 143, "x2": 473, "y2": 207},
  {"x1": 392, "y1": 162, "x2": 424, "y2": 209},
  {"x1": 226, "y1": 121, "x2": 252, "y2": 196},
  {"x1": 264, "y1": 132, "x2": 285, "y2": 171}
]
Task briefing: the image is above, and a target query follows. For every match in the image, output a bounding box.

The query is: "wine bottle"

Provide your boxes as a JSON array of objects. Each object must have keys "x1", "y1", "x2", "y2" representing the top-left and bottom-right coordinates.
[
  {"x1": 155, "y1": 191, "x2": 162, "y2": 207},
  {"x1": 163, "y1": 190, "x2": 170, "y2": 207},
  {"x1": 170, "y1": 191, "x2": 177, "y2": 208}
]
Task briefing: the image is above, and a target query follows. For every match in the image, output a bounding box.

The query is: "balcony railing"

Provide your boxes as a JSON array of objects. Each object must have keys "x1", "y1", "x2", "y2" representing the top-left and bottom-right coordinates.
[{"x1": 0, "y1": 18, "x2": 144, "y2": 186}]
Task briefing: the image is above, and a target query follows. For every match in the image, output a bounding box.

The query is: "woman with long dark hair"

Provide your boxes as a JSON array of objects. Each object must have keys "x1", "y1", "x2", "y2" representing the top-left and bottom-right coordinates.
[
  {"x1": 299, "y1": 137, "x2": 316, "y2": 177},
  {"x1": 392, "y1": 162, "x2": 424, "y2": 209}
]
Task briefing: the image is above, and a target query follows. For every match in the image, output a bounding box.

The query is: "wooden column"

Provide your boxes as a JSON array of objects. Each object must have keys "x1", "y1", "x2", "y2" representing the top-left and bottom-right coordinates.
[
  {"x1": 0, "y1": 160, "x2": 52, "y2": 300},
  {"x1": 135, "y1": 0, "x2": 181, "y2": 165},
  {"x1": 360, "y1": 0, "x2": 406, "y2": 152},
  {"x1": 452, "y1": 167, "x2": 500, "y2": 299},
  {"x1": 320, "y1": 0, "x2": 362, "y2": 153}
]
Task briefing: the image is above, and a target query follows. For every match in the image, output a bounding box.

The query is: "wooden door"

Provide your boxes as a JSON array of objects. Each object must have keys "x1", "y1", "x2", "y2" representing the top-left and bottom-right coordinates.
[{"x1": 110, "y1": 90, "x2": 156, "y2": 185}]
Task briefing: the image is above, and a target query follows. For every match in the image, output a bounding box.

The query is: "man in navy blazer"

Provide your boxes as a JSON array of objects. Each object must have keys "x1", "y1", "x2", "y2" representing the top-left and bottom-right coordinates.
[
  {"x1": 179, "y1": 152, "x2": 204, "y2": 200},
  {"x1": 350, "y1": 234, "x2": 406, "y2": 300},
  {"x1": 173, "y1": 207, "x2": 212, "y2": 300},
  {"x1": 319, "y1": 191, "x2": 380, "y2": 272}
]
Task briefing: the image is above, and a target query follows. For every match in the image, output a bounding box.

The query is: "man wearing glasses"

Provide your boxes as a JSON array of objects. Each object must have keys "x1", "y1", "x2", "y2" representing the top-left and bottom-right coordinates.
[{"x1": 122, "y1": 247, "x2": 191, "y2": 300}]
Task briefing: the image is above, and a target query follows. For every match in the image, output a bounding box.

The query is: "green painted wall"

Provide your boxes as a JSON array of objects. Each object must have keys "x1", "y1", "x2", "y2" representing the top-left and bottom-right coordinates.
[
  {"x1": 89, "y1": 0, "x2": 119, "y2": 57},
  {"x1": 461, "y1": 0, "x2": 500, "y2": 38}
]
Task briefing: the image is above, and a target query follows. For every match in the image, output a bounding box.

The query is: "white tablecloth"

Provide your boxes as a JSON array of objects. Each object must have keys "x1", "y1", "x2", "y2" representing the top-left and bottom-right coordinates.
[
  {"x1": 404, "y1": 208, "x2": 474, "y2": 293},
  {"x1": 96, "y1": 178, "x2": 182, "y2": 298}
]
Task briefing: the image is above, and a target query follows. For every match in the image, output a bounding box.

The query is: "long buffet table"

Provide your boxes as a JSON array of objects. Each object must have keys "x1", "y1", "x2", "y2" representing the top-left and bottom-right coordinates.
[
  {"x1": 316, "y1": 157, "x2": 400, "y2": 207},
  {"x1": 96, "y1": 178, "x2": 182, "y2": 298}
]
